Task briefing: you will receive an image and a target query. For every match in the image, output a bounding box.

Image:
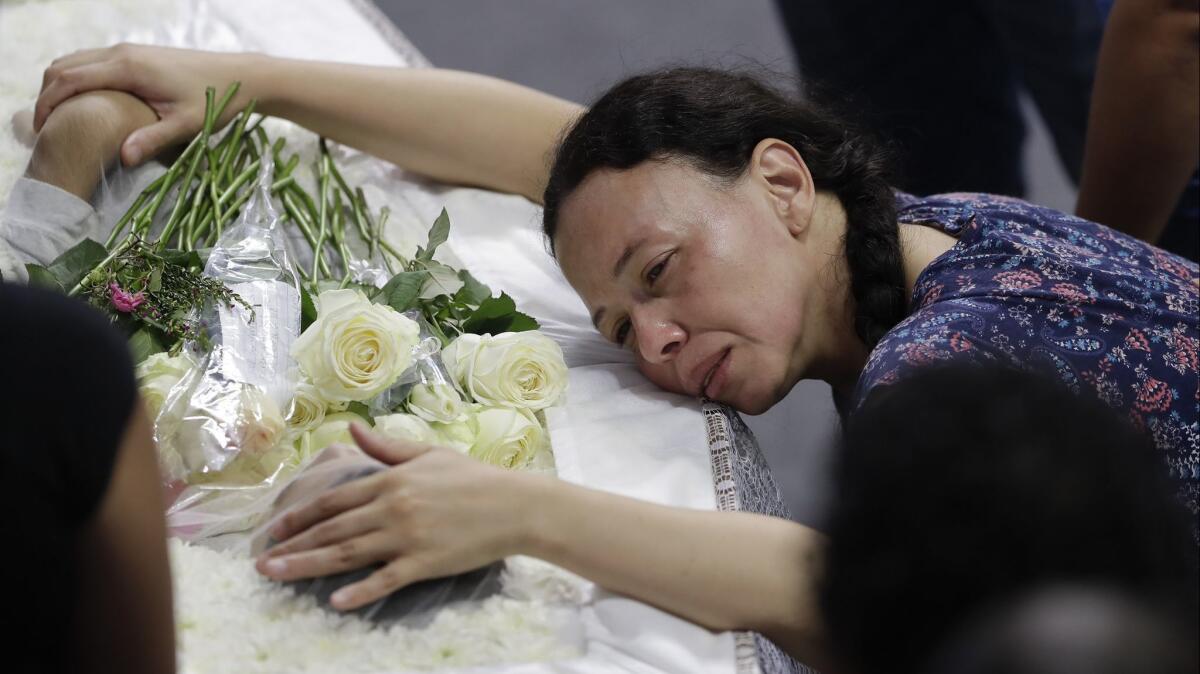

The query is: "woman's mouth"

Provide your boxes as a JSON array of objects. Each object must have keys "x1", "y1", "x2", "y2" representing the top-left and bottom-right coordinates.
[{"x1": 701, "y1": 348, "x2": 732, "y2": 399}]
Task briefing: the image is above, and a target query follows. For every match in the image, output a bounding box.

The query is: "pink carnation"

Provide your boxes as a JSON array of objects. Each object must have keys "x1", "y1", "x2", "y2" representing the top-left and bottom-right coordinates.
[{"x1": 109, "y1": 282, "x2": 146, "y2": 313}]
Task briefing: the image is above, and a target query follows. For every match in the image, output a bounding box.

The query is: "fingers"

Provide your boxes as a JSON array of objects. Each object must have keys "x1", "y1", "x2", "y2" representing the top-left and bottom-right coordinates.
[
  {"x1": 35, "y1": 61, "x2": 135, "y2": 131},
  {"x1": 257, "y1": 531, "x2": 396, "y2": 582},
  {"x1": 262, "y1": 505, "x2": 378, "y2": 559},
  {"x1": 270, "y1": 472, "x2": 383, "y2": 542},
  {"x1": 122, "y1": 117, "x2": 194, "y2": 166},
  {"x1": 40, "y1": 47, "x2": 107, "y2": 94},
  {"x1": 330, "y1": 558, "x2": 432, "y2": 611},
  {"x1": 351, "y1": 422, "x2": 432, "y2": 465}
]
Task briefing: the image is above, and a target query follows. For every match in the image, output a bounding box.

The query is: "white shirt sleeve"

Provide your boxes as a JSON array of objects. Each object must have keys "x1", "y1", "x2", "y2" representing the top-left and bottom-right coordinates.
[{"x1": 0, "y1": 177, "x2": 105, "y2": 283}]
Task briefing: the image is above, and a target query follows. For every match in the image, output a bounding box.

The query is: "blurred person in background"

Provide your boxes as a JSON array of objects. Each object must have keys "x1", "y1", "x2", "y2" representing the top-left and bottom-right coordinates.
[
  {"x1": 775, "y1": 0, "x2": 1199, "y2": 261},
  {"x1": 823, "y1": 365, "x2": 1198, "y2": 674},
  {"x1": 1, "y1": 91, "x2": 174, "y2": 674}
]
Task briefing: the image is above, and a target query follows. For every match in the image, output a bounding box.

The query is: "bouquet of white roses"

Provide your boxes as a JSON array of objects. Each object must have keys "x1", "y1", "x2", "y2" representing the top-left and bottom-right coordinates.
[{"x1": 26, "y1": 83, "x2": 568, "y2": 541}]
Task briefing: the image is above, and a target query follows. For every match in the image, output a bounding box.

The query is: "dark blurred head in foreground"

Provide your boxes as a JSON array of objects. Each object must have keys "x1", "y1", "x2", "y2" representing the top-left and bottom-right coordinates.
[{"x1": 822, "y1": 365, "x2": 1198, "y2": 674}]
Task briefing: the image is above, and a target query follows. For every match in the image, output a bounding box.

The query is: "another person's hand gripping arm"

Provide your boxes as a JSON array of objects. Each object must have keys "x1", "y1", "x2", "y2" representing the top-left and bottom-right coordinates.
[{"x1": 36, "y1": 45, "x2": 582, "y2": 203}]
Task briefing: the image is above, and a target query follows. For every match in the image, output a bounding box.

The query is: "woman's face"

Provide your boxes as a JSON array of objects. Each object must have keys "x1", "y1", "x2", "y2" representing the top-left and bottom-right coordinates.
[{"x1": 554, "y1": 151, "x2": 826, "y2": 414}]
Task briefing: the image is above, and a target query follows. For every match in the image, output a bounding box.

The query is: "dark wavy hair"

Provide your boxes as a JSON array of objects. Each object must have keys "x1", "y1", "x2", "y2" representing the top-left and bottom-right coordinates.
[{"x1": 542, "y1": 67, "x2": 905, "y2": 348}]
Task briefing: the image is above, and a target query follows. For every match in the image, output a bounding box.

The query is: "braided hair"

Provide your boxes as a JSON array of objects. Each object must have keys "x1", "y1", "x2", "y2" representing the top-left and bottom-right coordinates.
[{"x1": 542, "y1": 67, "x2": 905, "y2": 349}]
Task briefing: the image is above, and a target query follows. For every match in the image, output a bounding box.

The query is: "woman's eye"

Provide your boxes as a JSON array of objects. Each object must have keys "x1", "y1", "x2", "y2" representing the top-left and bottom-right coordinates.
[
  {"x1": 646, "y1": 253, "x2": 671, "y2": 285},
  {"x1": 616, "y1": 319, "x2": 631, "y2": 346}
]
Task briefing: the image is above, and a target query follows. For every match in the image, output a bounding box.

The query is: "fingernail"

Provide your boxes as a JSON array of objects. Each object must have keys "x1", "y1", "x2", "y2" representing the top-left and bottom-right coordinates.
[
  {"x1": 265, "y1": 558, "x2": 287, "y2": 575},
  {"x1": 330, "y1": 589, "x2": 350, "y2": 608}
]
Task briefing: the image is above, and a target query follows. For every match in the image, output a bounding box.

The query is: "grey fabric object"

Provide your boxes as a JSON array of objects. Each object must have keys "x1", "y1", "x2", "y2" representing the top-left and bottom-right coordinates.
[
  {"x1": 0, "y1": 177, "x2": 103, "y2": 283},
  {"x1": 0, "y1": 163, "x2": 162, "y2": 284},
  {"x1": 704, "y1": 401, "x2": 817, "y2": 674}
]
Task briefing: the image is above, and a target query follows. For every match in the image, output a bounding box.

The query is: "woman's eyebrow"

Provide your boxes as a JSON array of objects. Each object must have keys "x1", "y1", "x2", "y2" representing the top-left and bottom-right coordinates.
[{"x1": 612, "y1": 236, "x2": 649, "y2": 279}]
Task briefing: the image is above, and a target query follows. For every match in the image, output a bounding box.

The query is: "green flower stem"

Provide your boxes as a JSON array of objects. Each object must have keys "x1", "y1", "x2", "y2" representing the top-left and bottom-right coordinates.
[
  {"x1": 68, "y1": 237, "x2": 135, "y2": 296},
  {"x1": 311, "y1": 148, "x2": 332, "y2": 280},
  {"x1": 374, "y1": 207, "x2": 408, "y2": 271},
  {"x1": 215, "y1": 100, "x2": 256, "y2": 186},
  {"x1": 291, "y1": 179, "x2": 321, "y2": 225},
  {"x1": 218, "y1": 158, "x2": 262, "y2": 204},
  {"x1": 180, "y1": 169, "x2": 213, "y2": 251},
  {"x1": 353, "y1": 187, "x2": 375, "y2": 258},
  {"x1": 331, "y1": 192, "x2": 355, "y2": 288},
  {"x1": 202, "y1": 86, "x2": 217, "y2": 133},
  {"x1": 322, "y1": 143, "x2": 378, "y2": 256},
  {"x1": 379, "y1": 238, "x2": 409, "y2": 271},
  {"x1": 103, "y1": 171, "x2": 166, "y2": 248},
  {"x1": 281, "y1": 190, "x2": 332, "y2": 278},
  {"x1": 156, "y1": 142, "x2": 208, "y2": 251},
  {"x1": 211, "y1": 81, "x2": 242, "y2": 128},
  {"x1": 132, "y1": 127, "x2": 213, "y2": 240},
  {"x1": 205, "y1": 108, "x2": 253, "y2": 239}
]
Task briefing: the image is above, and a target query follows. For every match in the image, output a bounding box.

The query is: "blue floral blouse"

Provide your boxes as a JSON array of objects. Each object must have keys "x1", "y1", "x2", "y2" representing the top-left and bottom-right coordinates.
[{"x1": 854, "y1": 192, "x2": 1200, "y2": 523}]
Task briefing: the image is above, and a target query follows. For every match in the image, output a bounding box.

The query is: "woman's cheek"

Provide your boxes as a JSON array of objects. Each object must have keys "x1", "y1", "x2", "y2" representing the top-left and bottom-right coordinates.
[{"x1": 638, "y1": 358, "x2": 686, "y2": 396}]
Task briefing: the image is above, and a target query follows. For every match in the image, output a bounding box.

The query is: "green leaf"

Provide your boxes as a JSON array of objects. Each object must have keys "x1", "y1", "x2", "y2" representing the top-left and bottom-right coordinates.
[
  {"x1": 300, "y1": 285, "x2": 317, "y2": 331},
  {"x1": 158, "y1": 249, "x2": 204, "y2": 270},
  {"x1": 461, "y1": 292, "x2": 538, "y2": 334},
  {"x1": 375, "y1": 271, "x2": 428, "y2": 312},
  {"x1": 346, "y1": 400, "x2": 373, "y2": 424},
  {"x1": 418, "y1": 261, "x2": 463, "y2": 300},
  {"x1": 47, "y1": 238, "x2": 107, "y2": 289},
  {"x1": 418, "y1": 208, "x2": 451, "y2": 262},
  {"x1": 25, "y1": 263, "x2": 64, "y2": 292},
  {"x1": 455, "y1": 269, "x2": 492, "y2": 305},
  {"x1": 148, "y1": 267, "x2": 163, "y2": 293},
  {"x1": 506, "y1": 311, "x2": 539, "y2": 332},
  {"x1": 128, "y1": 326, "x2": 167, "y2": 364}
]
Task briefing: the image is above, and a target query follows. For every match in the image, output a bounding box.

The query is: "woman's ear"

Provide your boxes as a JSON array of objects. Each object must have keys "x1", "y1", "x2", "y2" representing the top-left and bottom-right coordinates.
[{"x1": 750, "y1": 138, "x2": 815, "y2": 237}]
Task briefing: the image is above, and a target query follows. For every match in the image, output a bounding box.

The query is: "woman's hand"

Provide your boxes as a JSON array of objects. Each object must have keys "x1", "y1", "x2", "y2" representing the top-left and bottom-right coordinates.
[
  {"x1": 36, "y1": 44, "x2": 258, "y2": 166},
  {"x1": 255, "y1": 423, "x2": 540, "y2": 610}
]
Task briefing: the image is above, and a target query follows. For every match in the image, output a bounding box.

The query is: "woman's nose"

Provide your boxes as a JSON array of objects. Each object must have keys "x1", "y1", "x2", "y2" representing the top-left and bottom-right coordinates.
[{"x1": 632, "y1": 306, "x2": 685, "y2": 364}]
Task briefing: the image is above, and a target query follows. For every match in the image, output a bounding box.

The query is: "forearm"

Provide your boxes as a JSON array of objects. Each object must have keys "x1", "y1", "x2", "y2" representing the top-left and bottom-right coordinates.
[
  {"x1": 518, "y1": 474, "x2": 830, "y2": 664},
  {"x1": 248, "y1": 56, "x2": 582, "y2": 203},
  {"x1": 1076, "y1": 0, "x2": 1200, "y2": 242}
]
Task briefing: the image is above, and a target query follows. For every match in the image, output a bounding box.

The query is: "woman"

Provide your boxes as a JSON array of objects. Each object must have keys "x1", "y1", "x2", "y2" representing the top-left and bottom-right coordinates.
[{"x1": 32, "y1": 45, "x2": 1198, "y2": 666}]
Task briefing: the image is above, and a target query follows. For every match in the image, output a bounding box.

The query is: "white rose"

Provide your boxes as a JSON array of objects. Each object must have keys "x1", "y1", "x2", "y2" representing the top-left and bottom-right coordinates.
[
  {"x1": 136, "y1": 351, "x2": 195, "y2": 418},
  {"x1": 236, "y1": 385, "x2": 288, "y2": 458},
  {"x1": 374, "y1": 413, "x2": 439, "y2": 444},
  {"x1": 441, "y1": 332, "x2": 567, "y2": 410},
  {"x1": 306, "y1": 411, "x2": 367, "y2": 452},
  {"x1": 470, "y1": 406, "x2": 544, "y2": 469},
  {"x1": 286, "y1": 381, "x2": 328, "y2": 433},
  {"x1": 433, "y1": 415, "x2": 477, "y2": 454},
  {"x1": 167, "y1": 384, "x2": 290, "y2": 486},
  {"x1": 291, "y1": 289, "x2": 421, "y2": 402},
  {"x1": 407, "y1": 382, "x2": 468, "y2": 423}
]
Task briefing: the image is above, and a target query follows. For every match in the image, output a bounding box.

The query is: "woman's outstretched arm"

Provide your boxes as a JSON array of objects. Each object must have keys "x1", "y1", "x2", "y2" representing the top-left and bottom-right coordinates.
[
  {"x1": 35, "y1": 45, "x2": 581, "y2": 203},
  {"x1": 258, "y1": 426, "x2": 832, "y2": 668}
]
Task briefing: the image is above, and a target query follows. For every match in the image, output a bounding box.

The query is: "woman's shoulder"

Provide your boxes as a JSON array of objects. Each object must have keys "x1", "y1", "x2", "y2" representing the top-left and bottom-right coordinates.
[
  {"x1": 902, "y1": 192, "x2": 1199, "y2": 306},
  {"x1": 851, "y1": 297, "x2": 1014, "y2": 410}
]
